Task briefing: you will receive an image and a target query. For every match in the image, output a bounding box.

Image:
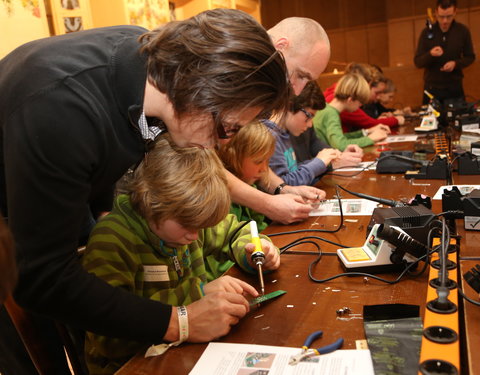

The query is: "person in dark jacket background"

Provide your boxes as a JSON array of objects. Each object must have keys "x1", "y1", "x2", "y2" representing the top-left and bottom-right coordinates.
[{"x1": 414, "y1": 0, "x2": 475, "y2": 106}]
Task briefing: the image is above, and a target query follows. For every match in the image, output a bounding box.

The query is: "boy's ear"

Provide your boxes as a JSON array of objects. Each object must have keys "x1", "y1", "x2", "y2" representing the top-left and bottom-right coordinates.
[{"x1": 147, "y1": 218, "x2": 161, "y2": 234}]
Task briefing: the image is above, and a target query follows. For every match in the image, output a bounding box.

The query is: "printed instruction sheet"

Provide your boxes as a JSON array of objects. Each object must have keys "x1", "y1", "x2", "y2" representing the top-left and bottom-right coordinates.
[
  {"x1": 309, "y1": 199, "x2": 379, "y2": 216},
  {"x1": 386, "y1": 134, "x2": 418, "y2": 143},
  {"x1": 189, "y1": 342, "x2": 374, "y2": 375}
]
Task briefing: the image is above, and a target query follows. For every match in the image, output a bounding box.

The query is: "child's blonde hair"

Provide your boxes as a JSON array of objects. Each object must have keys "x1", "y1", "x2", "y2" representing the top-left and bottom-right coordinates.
[
  {"x1": 129, "y1": 135, "x2": 230, "y2": 229},
  {"x1": 218, "y1": 122, "x2": 275, "y2": 188},
  {"x1": 334, "y1": 73, "x2": 370, "y2": 105}
]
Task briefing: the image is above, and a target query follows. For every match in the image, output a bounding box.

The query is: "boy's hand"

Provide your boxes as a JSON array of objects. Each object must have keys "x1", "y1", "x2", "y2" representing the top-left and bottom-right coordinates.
[
  {"x1": 316, "y1": 148, "x2": 342, "y2": 165},
  {"x1": 204, "y1": 275, "x2": 258, "y2": 297},
  {"x1": 245, "y1": 239, "x2": 280, "y2": 271},
  {"x1": 332, "y1": 145, "x2": 364, "y2": 169},
  {"x1": 367, "y1": 124, "x2": 390, "y2": 142},
  {"x1": 394, "y1": 115, "x2": 405, "y2": 125}
]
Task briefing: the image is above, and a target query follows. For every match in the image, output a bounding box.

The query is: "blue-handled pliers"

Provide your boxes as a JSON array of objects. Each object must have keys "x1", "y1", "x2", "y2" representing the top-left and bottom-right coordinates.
[{"x1": 289, "y1": 330, "x2": 344, "y2": 365}]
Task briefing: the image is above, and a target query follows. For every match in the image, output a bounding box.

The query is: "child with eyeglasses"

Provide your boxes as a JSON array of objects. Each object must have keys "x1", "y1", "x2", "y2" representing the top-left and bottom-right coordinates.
[{"x1": 263, "y1": 81, "x2": 341, "y2": 187}]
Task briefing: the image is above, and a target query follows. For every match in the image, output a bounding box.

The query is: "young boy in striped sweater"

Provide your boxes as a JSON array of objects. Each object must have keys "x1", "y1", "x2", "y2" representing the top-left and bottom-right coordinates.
[{"x1": 81, "y1": 136, "x2": 280, "y2": 375}]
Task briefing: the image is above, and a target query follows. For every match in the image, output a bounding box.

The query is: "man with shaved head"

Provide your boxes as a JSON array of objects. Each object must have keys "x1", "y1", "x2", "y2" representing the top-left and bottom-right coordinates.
[{"x1": 268, "y1": 17, "x2": 331, "y2": 94}]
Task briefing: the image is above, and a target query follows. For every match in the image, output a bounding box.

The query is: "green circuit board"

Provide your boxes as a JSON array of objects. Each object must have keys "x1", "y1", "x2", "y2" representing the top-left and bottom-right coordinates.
[{"x1": 249, "y1": 290, "x2": 286, "y2": 306}]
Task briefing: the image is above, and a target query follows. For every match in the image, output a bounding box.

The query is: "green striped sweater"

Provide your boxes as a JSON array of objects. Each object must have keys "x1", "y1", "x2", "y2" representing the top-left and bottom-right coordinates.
[{"x1": 81, "y1": 194, "x2": 274, "y2": 374}]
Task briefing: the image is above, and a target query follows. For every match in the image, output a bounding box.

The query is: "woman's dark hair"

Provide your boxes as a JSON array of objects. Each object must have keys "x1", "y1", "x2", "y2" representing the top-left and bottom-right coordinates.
[
  {"x1": 140, "y1": 9, "x2": 291, "y2": 122},
  {"x1": 290, "y1": 81, "x2": 325, "y2": 113}
]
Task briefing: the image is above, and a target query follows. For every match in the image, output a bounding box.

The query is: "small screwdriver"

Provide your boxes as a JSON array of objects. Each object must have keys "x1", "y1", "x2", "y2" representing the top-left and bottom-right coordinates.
[{"x1": 249, "y1": 220, "x2": 265, "y2": 296}]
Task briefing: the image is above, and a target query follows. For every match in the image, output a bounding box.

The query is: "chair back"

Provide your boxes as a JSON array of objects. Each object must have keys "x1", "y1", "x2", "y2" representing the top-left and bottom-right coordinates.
[{"x1": 4, "y1": 295, "x2": 87, "y2": 375}]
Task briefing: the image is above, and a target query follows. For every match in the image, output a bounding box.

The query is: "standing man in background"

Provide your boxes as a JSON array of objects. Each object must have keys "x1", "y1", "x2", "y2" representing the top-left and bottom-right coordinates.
[{"x1": 414, "y1": 0, "x2": 475, "y2": 106}]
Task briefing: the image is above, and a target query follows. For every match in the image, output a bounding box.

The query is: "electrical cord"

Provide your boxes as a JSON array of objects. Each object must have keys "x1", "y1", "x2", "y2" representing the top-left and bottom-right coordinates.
[
  {"x1": 458, "y1": 289, "x2": 480, "y2": 306},
  {"x1": 308, "y1": 249, "x2": 433, "y2": 285},
  {"x1": 433, "y1": 212, "x2": 480, "y2": 308},
  {"x1": 279, "y1": 236, "x2": 347, "y2": 254},
  {"x1": 269, "y1": 185, "x2": 345, "y2": 239},
  {"x1": 327, "y1": 161, "x2": 377, "y2": 177}
]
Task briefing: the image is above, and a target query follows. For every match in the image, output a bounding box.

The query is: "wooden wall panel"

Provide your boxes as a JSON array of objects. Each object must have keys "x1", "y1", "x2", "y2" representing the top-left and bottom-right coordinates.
[
  {"x1": 344, "y1": 27, "x2": 369, "y2": 64},
  {"x1": 366, "y1": 23, "x2": 389, "y2": 67},
  {"x1": 388, "y1": 18, "x2": 416, "y2": 67},
  {"x1": 364, "y1": 0, "x2": 386, "y2": 24},
  {"x1": 327, "y1": 30, "x2": 348, "y2": 72},
  {"x1": 413, "y1": 17, "x2": 427, "y2": 50},
  {"x1": 342, "y1": 0, "x2": 367, "y2": 27},
  {"x1": 464, "y1": 63, "x2": 480, "y2": 102},
  {"x1": 469, "y1": 7, "x2": 480, "y2": 53},
  {"x1": 301, "y1": 1, "x2": 340, "y2": 30},
  {"x1": 387, "y1": 0, "x2": 415, "y2": 19}
]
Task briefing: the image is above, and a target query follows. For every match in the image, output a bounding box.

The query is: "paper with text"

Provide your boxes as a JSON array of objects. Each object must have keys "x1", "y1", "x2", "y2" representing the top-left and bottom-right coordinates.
[{"x1": 189, "y1": 342, "x2": 374, "y2": 375}]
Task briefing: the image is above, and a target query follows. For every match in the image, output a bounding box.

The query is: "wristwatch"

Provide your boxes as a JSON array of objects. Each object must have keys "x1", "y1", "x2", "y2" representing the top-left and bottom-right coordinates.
[{"x1": 274, "y1": 183, "x2": 286, "y2": 195}]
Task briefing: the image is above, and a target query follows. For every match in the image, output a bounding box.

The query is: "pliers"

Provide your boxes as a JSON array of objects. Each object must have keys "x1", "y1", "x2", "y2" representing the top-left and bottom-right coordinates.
[{"x1": 289, "y1": 330, "x2": 344, "y2": 365}]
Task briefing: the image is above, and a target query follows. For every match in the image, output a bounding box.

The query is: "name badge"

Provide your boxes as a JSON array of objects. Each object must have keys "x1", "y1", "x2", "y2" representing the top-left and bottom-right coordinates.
[{"x1": 143, "y1": 265, "x2": 170, "y2": 282}]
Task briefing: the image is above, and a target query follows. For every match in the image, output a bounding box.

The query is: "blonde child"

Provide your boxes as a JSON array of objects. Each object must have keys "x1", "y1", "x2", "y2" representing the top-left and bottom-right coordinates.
[
  {"x1": 82, "y1": 136, "x2": 280, "y2": 374},
  {"x1": 313, "y1": 73, "x2": 391, "y2": 151},
  {"x1": 218, "y1": 122, "x2": 275, "y2": 232}
]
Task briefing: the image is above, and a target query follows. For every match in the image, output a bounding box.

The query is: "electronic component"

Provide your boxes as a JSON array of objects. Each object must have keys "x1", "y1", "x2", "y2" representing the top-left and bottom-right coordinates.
[
  {"x1": 367, "y1": 205, "x2": 436, "y2": 246},
  {"x1": 442, "y1": 187, "x2": 480, "y2": 230},
  {"x1": 337, "y1": 224, "x2": 423, "y2": 273},
  {"x1": 463, "y1": 265, "x2": 480, "y2": 293},
  {"x1": 249, "y1": 290, "x2": 286, "y2": 306},
  {"x1": 457, "y1": 152, "x2": 480, "y2": 175}
]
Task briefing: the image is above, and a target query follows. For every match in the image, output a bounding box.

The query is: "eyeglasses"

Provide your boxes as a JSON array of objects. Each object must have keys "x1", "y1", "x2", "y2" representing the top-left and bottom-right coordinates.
[
  {"x1": 299, "y1": 108, "x2": 314, "y2": 120},
  {"x1": 212, "y1": 112, "x2": 242, "y2": 140}
]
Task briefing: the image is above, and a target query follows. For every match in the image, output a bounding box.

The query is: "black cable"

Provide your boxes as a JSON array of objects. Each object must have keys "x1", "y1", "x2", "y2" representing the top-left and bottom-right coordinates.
[
  {"x1": 308, "y1": 250, "x2": 433, "y2": 284},
  {"x1": 327, "y1": 161, "x2": 377, "y2": 177},
  {"x1": 278, "y1": 235, "x2": 347, "y2": 252},
  {"x1": 269, "y1": 185, "x2": 345, "y2": 238},
  {"x1": 279, "y1": 240, "x2": 320, "y2": 255},
  {"x1": 458, "y1": 289, "x2": 480, "y2": 306}
]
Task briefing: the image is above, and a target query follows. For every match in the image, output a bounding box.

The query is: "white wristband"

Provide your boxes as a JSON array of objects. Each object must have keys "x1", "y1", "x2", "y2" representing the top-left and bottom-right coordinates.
[
  {"x1": 177, "y1": 305, "x2": 189, "y2": 343},
  {"x1": 362, "y1": 128, "x2": 368, "y2": 136},
  {"x1": 144, "y1": 305, "x2": 189, "y2": 357}
]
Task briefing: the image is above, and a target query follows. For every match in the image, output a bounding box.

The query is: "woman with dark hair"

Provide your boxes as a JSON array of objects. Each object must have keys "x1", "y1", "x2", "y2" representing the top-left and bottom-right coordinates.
[{"x1": 0, "y1": 9, "x2": 290, "y2": 374}]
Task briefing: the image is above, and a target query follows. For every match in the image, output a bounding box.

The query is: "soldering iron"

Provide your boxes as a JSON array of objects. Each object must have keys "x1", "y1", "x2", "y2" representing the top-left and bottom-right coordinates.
[{"x1": 249, "y1": 220, "x2": 265, "y2": 295}]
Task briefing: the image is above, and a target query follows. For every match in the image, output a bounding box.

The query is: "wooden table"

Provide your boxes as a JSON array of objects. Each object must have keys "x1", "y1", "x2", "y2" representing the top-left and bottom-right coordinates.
[{"x1": 116, "y1": 123, "x2": 479, "y2": 374}]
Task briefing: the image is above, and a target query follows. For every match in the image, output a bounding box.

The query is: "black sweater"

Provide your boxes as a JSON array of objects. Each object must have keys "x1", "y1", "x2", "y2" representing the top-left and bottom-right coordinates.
[
  {"x1": 0, "y1": 26, "x2": 172, "y2": 341},
  {"x1": 414, "y1": 20, "x2": 475, "y2": 89}
]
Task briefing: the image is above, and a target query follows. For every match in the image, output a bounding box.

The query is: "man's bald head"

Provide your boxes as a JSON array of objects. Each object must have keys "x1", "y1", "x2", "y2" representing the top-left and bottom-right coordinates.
[{"x1": 268, "y1": 18, "x2": 330, "y2": 94}]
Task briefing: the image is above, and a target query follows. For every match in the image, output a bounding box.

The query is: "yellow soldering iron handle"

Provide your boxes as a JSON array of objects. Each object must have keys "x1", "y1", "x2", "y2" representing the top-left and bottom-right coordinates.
[{"x1": 249, "y1": 220, "x2": 264, "y2": 260}]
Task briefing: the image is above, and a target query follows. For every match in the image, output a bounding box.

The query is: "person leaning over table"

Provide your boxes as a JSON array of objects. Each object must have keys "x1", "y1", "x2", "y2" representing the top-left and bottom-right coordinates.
[
  {"x1": 0, "y1": 9, "x2": 292, "y2": 374},
  {"x1": 414, "y1": 0, "x2": 475, "y2": 106},
  {"x1": 82, "y1": 136, "x2": 280, "y2": 374},
  {"x1": 233, "y1": 16, "x2": 334, "y2": 208}
]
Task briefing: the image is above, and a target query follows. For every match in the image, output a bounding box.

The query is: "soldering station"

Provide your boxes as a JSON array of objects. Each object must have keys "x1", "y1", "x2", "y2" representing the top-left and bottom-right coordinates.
[{"x1": 258, "y1": 92, "x2": 480, "y2": 374}]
